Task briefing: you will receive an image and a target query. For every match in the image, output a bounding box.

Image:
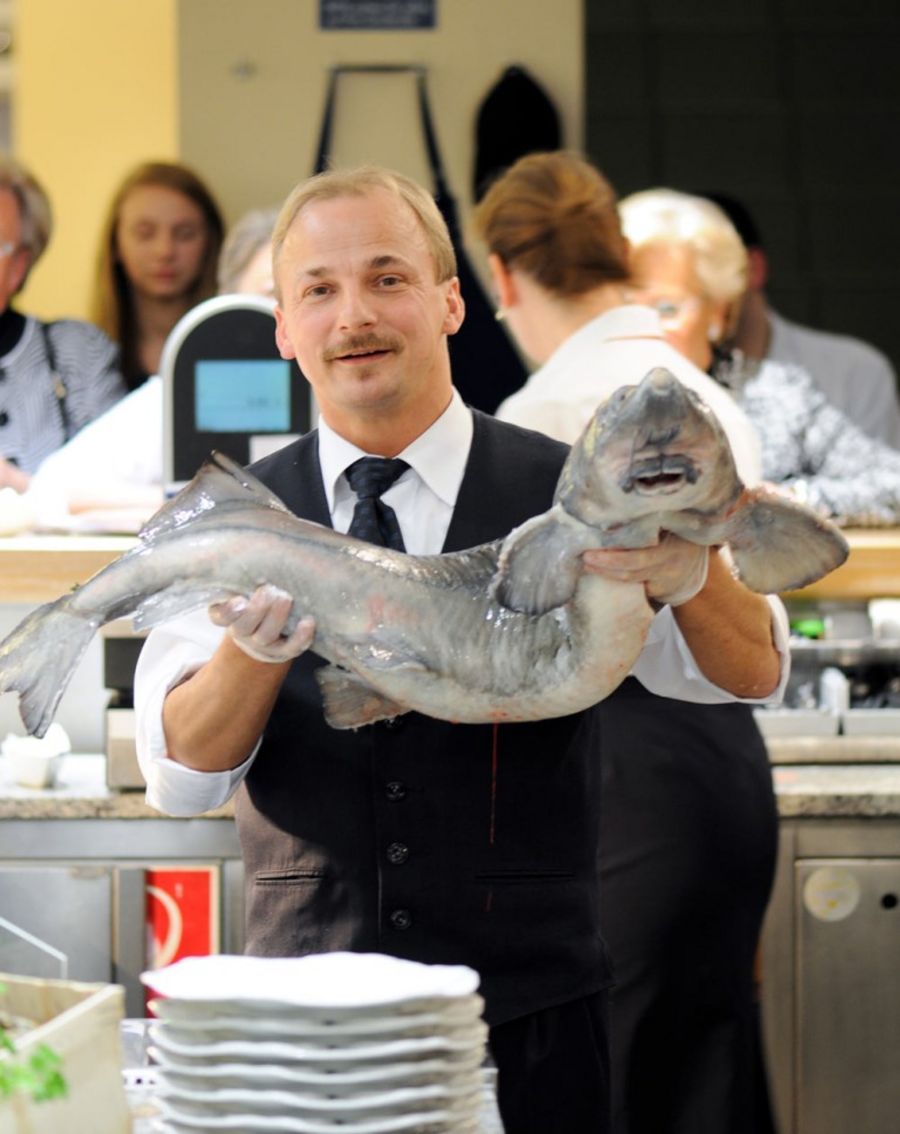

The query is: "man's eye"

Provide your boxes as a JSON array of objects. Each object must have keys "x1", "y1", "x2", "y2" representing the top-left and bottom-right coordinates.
[
  {"x1": 377, "y1": 275, "x2": 403, "y2": 287},
  {"x1": 305, "y1": 284, "x2": 331, "y2": 299}
]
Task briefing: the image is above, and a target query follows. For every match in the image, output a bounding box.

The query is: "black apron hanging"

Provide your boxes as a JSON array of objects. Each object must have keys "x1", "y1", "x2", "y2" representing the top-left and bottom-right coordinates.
[
  {"x1": 472, "y1": 64, "x2": 562, "y2": 203},
  {"x1": 313, "y1": 67, "x2": 528, "y2": 414}
]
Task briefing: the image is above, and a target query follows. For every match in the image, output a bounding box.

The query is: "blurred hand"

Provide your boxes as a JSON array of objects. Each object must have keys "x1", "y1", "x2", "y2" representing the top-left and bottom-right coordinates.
[
  {"x1": 0, "y1": 456, "x2": 30, "y2": 493},
  {"x1": 209, "y1": 584, "x2": 315, "y2": 663},
  {"x1": 582, "y1": 532, "x2": 710, "y2": 607}
]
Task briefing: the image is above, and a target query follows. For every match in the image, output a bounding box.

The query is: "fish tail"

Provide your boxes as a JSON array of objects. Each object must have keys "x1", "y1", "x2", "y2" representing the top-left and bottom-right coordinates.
[{"x1": 0, "y1": 598, "x2": 96, "y2": 738}]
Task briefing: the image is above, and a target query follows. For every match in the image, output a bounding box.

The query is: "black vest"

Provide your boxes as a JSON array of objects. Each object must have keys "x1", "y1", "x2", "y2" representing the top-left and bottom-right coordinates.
[{"x1": 237, "y1": 410, "x2": 611, "y2": 1025}]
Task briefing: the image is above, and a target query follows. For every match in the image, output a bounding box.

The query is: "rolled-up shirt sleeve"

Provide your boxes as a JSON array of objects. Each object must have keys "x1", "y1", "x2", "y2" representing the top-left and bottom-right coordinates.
[
  {"x1": 134, "y1": 610, "x2": 259, "y2": 816},
  {"x1": 630, "y1": 598, "x2": 784, "y2": 703},
  {"x1": 631, "y1": 595, "x2": 790, "y2": 704}
]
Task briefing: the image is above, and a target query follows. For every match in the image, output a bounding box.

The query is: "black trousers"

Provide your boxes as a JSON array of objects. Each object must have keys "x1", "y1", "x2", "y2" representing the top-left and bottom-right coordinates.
[
  {"x1": 597, "y1": 679, "x2": 779, "y2": 1134},
  {"x1": 489, "y1": 990, "x2": 611, "y2": 1134}
]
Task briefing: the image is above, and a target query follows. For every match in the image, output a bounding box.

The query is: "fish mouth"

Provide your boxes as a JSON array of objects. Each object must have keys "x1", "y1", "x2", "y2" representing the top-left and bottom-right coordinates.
[{"x1": 619, "y1": 455, "x2": 698, "y2": 495}]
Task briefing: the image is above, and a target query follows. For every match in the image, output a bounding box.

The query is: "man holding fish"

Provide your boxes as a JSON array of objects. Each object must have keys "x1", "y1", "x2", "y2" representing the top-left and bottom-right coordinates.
[{"x1": 134, "y1": 166, "x2": 790, "y2": 1134}]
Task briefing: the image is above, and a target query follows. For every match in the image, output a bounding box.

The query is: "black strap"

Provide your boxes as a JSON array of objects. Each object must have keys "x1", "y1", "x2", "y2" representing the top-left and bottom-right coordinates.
[
  {"x1": 38, "y1": 321, "x2": 72, "y2": 442},
  {"x1": 314, "y1": 65, "x2": 445, "y2": 194}
]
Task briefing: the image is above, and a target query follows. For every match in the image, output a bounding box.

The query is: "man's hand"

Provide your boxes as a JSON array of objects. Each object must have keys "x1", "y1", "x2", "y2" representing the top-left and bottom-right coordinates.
[
  {"x1": 209, "y1": 584, "x2": 315, "y2": 663},
  {"x1": 582, "y1": 532, "x2": 710, "y2": 607}
]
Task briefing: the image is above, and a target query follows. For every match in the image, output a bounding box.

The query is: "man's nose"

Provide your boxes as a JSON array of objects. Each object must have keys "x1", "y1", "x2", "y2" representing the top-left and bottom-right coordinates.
[{"x1": 337, "y1": 285, "x2": 376, "y2": 329}]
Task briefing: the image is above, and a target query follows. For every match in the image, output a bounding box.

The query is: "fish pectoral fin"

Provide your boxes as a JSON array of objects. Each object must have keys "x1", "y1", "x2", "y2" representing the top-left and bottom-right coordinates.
[
  {"x1": 491, "y1": 507, "x2": 591, "y2": 614},
  {"x1": 725, "y1": 489, "x2": 850, "y2": 593},
  {"x1": 316, "y1": 665, "x2": 407, "y2": 730}
]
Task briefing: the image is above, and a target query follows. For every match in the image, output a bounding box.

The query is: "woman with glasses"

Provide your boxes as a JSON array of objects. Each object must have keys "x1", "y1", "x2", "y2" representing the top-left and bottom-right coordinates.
[
  {"x1": 90, "y1": 161, "x2": 224, "y2": 392},
  {"x1": 0, "y1": 156, "x2": 126, "y2": 492},
  {"x1": 619, "y1": 187, "x2": 900, "y2": 525},
  {"x1": 475, "y1": 151, "x2": 779, "y2": 1134}
]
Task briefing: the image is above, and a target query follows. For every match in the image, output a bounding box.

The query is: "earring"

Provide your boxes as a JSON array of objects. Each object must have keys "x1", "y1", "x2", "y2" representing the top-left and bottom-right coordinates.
[
  {"x1": 707, "y1": 323, "x2": 722, "y2": 342},
  {"x1": 495, "y1": 307, "x2": 506, "y2": 323}
]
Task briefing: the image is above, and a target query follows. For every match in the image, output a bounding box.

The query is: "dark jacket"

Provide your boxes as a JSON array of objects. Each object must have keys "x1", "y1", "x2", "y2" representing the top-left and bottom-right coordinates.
[{"x1": 237, "y1": 409, "x2": 611, "y2": 1025}]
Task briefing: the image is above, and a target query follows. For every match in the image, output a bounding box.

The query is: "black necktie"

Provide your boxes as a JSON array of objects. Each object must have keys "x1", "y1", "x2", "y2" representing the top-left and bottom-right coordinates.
[{"x1": 345, "y1": 457, "x2": 409, "y2": 551}]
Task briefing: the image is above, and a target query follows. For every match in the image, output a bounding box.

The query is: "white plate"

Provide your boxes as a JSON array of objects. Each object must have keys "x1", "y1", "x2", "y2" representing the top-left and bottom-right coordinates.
[
  {"x1": 149, "y1": 1025, "x2": 488, "y2": 1066},
  {"x1": 148, "y1": 995, "x2": 484, "y2": 1036},
  {"x1": 157, "y1": 1098, "x2": 480, "y2": 1133},
  {"x1": 154, "y1": 1017, "x2": 482, "y2": 1048},
  {"x1": 155, "y1": 1067, "x2": 483, "y2": 1103},
  {"x1": 148, "y1": 1050, "x2": 485, "y2": 1089},
  {"x1": 142, "y1": 953, "x2": 479, "y2": 1010},
  {"x1": 155, "y1": 1082, "x2": 483, "y2": 1118}
]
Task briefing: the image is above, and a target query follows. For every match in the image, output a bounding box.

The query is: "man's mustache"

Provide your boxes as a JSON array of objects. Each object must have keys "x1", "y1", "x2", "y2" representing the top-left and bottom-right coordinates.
[{"x1": 323, "y1": 334, "x2": 402, "y2": 362}]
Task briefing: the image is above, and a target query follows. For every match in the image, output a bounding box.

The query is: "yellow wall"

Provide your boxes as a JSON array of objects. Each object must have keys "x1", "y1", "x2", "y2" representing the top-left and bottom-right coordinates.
[{"x1": 14, "y1": 0, "x2": 178, "y2": 320}]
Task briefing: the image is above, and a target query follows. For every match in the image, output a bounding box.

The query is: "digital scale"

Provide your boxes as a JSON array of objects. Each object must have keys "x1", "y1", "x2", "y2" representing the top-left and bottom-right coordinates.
[{"x1": 160, "y1": 293, "x2": 315, "y2": 493}]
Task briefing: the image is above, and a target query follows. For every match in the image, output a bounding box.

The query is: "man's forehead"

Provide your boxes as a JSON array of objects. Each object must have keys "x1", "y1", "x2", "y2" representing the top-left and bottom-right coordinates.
[{"x1": 282, "y1": 190, "x2": 433, "y2": 273}]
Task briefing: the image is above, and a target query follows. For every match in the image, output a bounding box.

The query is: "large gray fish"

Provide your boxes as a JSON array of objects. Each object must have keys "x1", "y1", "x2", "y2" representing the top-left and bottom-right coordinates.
[{"x1": 0, "y1": 369, "x2": 848, "y2": 738}]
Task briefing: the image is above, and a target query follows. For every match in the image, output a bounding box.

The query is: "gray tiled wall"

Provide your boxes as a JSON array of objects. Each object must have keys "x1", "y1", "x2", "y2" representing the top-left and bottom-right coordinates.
[{"x1": 585, "y1": 0, "x2": 900, "y2": 376}]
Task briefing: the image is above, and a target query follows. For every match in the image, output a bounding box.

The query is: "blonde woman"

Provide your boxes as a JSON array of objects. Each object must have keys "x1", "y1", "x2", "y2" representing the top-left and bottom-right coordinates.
[{"x1": 619, "y1": 188, "x2": 900, "y2": 525}]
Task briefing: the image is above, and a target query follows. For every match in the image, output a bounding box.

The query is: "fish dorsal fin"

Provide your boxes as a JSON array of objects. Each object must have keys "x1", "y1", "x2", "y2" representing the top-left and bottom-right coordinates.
[
  {"x1": 724, "y1": 488, "x2": 850, "y2": 593},
  {"x1": 491, "y1": 505, "x2": 598, "y2": 615},
  {"x1": 139, "y1": 451, "x2": 292, "y2": 542}
]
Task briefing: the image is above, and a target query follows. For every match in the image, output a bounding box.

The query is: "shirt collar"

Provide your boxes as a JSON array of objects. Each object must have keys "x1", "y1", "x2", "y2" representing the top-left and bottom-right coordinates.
[{"x1": 317, "y1": 388, "x2": 473, "y2": 513}]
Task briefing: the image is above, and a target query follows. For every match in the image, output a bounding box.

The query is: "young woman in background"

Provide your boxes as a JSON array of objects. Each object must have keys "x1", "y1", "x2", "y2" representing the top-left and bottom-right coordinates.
[{"x1": 91, "y1": 160, "x2": 224, "y2": 390}]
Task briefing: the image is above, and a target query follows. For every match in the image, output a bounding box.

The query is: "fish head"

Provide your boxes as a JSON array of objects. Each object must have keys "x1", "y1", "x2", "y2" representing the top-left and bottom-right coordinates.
[{"x1": 555, "y1": 368, "x2": 742, "y2": 530}]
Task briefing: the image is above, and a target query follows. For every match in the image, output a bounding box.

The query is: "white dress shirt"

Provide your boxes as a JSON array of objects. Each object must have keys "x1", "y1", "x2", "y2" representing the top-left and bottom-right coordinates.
[{"x1": 135, "y1": 388, "x2": 789, "y2": 816}]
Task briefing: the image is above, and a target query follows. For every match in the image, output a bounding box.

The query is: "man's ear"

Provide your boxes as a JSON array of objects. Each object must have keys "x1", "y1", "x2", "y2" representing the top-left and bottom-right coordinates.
[
  {"x1": 487, "y1": 252, "x2": 518, "y2": 312},
  {"x1": 442, "y1": 276, "x2": 465, "y2": 336},
  {"x1": 274, "y1": 307, "x2": 296, "y2": 360}
]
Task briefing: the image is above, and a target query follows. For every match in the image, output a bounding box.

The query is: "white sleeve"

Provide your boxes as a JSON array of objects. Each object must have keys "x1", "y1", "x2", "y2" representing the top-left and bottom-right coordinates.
[
  {"x1": 134, "y1": 609, "x2": 259, "y2": 816},
  {"x1": 630, "y1": 595, "x2": 790, "y2": 704}
]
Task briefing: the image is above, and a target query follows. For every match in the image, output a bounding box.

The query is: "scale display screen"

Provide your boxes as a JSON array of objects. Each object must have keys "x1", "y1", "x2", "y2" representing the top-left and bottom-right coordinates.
[{"x1": 195, "y1": 359, "x2": 292, "y2": 432}]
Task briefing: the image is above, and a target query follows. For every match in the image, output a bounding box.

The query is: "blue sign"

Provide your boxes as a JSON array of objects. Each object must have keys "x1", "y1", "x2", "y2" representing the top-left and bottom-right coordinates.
[{"x1": 320, "y1": 0, "x2": 436, "y2": 30}]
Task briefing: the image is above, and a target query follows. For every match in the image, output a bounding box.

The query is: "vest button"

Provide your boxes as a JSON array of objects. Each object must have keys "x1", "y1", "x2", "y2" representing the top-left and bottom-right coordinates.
[
  {"x1": 385, "y1": 780, "x2": 407, "y2": 801},
  {"x1": 386, "y1": 841, "x2": 409, "y2": 865},
  {"x1": 389, "y1": 908, "x2": 412, "y2": 930}
]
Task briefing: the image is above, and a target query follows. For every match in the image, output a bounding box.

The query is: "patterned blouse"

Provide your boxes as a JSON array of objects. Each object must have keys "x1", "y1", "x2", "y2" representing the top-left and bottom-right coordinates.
[
  {"x1": 716, "y1": 354, "x2": 900, "y2": 526},
  {"x1": 0, "y1": 317, "x2": 126, "y2": 473}
]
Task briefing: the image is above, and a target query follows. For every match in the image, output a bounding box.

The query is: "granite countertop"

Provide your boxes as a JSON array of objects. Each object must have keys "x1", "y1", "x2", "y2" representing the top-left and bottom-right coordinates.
[
  {"x1": 0, "y1": 755, "x2": 234, "y2": 820},
  {"x1": 772, "y1": 764, "x2": 900, "y2": 818},
  {"x1": 2, "y1": 755, "x2": 900, "y2": 821}
]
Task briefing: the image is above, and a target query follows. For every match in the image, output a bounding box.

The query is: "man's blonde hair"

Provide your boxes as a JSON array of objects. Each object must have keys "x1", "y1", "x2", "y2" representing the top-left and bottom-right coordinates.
[{"x1": 272, "y1": 166, "x2": 456, "y2": 295}]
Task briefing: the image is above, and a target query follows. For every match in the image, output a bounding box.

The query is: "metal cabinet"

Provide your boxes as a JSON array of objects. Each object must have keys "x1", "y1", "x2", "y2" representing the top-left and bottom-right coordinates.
[
  {"x1": 762, "y1": 821, "x2": 900, "y2": 1134},
  {"x1": 0, "y1": 818, "x2": 243, "y2": 1015},
  {"x1": 0, "y1": 864, "x2": 113, "y2": 981}
]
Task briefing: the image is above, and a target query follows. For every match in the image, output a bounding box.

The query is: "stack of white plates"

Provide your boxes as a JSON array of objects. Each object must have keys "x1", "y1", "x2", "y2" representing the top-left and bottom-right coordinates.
[{"x1": 140, "y1": 952, "x2": 490, "y2": 1133}]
